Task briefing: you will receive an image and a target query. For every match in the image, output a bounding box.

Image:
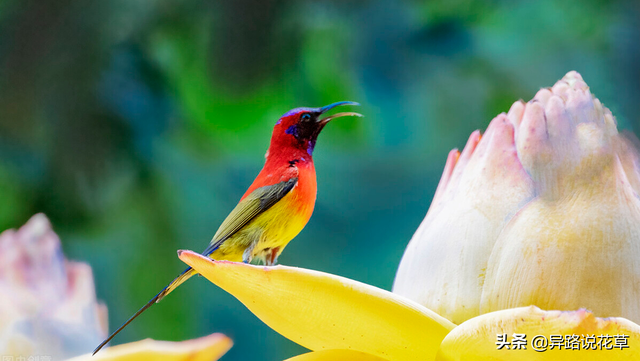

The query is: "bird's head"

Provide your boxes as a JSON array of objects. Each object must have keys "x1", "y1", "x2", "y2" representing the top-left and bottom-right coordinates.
[{"x1": 270, "y1": 101, "x2": 362, "y2": 156}]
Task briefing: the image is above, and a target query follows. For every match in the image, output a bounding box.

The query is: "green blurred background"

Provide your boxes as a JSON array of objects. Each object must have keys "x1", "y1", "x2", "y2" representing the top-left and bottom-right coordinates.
[{"x1": 1, "y1": 0, "x2": 639, "y2": 359}]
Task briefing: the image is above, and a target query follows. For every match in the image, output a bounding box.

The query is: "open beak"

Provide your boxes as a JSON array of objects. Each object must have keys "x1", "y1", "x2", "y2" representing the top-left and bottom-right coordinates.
[{"x1": 318, "y1": 101, "x2": 363, "y2": 125}]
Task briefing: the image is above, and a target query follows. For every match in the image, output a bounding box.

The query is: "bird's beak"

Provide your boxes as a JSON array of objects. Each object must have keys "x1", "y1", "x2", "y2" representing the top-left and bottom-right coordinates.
[{"x1": 318, "y1": 101, "x2": 363, "y2": 125}]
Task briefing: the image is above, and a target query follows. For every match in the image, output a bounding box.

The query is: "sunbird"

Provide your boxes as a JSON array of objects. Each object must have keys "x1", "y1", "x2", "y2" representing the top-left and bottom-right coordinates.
[{"x1": 93, "y1": 101, "x2": 362, "y2": 354}]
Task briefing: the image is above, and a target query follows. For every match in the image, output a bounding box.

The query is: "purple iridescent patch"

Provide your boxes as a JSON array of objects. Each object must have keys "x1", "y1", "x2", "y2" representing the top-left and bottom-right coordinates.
[
  {"x1": 285, "y1": 124, "x2": 298, "y2": 137},
  {"x1": 281, "y1": 107, "x2": 316, "y2": 118},
  {"x1": 307, "y1": 140, "x2": 316, "y2": 155}
]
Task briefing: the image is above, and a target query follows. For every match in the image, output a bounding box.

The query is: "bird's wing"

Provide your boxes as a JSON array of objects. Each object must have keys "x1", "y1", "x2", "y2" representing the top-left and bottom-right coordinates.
[{"x1": 202, "y1": 176, "x2": 298, "y2": 256}]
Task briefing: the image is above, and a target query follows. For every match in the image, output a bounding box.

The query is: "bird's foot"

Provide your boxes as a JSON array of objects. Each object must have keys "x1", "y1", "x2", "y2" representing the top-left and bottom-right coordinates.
[{"x1": 265, "y1": 247, "x2": 280, "y2": 266}]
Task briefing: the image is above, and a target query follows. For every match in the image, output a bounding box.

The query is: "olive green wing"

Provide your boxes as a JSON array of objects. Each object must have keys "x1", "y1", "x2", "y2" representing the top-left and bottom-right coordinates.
[{"x1": 201, "y1": 177, "x2": 298, "y2": 257}]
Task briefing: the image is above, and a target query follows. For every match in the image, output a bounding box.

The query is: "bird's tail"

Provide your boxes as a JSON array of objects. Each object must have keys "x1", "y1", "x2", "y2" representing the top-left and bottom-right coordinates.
[
  {"x1": 156, "y1": 266, "x2": 196, "y2": 302},
  {"x1": 92, "y1": 266, "x2": 197, "y2": 355}
]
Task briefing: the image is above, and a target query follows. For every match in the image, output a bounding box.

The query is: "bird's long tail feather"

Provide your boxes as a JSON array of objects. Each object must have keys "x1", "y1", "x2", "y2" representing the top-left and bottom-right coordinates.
[{"x1": 92, "y1": 266, "x2": 197, "y2": 355}]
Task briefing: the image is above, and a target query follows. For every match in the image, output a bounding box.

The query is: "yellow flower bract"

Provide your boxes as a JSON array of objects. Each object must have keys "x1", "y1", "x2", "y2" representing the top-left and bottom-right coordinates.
[
  {"x1": 179, "y1": 250, "x2": 455, "y2": 361},
  {"x1": 285, "y1": 349, "x2": 389, "y2": 361},
  {"x1": 437, "y1": 306, "x2": 640, "y2": 360},
  {"x1": 66, "y1": 333, "x2": 232, "y2": 361}
]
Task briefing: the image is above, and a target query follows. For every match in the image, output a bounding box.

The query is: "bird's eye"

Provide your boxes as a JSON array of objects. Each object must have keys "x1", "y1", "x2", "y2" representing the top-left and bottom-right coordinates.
[{"x1": 301, "y1": 113, "x2": 312, "y2": 122}]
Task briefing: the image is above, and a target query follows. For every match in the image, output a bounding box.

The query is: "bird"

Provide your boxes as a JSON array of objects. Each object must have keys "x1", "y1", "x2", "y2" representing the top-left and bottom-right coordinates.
[{"x1": 93, "y1": 101, "x2": 362, "y2": 354}]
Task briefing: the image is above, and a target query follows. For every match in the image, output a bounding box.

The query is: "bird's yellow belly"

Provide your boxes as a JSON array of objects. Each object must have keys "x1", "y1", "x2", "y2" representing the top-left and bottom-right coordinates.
[{"x1": 211, "y1": 186, "x2": 314, "y2": 263}]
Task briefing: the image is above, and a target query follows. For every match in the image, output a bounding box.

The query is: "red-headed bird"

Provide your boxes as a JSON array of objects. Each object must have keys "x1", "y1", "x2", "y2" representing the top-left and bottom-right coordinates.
[{"x1": 93, "y1": 101, "x2": 362, "y2": 354}]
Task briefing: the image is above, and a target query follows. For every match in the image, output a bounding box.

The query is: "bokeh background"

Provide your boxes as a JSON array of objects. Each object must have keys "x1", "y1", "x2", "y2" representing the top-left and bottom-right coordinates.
[{"x1": 1, "y1": 0, "x2": 639, "y2": 359}]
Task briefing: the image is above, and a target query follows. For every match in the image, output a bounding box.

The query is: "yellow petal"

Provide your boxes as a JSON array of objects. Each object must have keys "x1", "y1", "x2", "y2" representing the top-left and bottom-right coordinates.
[
  {"x1": 437, "y1": 306, "x2": 640, "y2": 360},
  {"x1": 179, "y1": 250, "x2": 455, "y2": 361},
  {"x1": 284, "y1": 350, "x2": 389, "y2": 361},
  {"x1": 66, "y1": 333, "x2": 232, "y2": 361}
]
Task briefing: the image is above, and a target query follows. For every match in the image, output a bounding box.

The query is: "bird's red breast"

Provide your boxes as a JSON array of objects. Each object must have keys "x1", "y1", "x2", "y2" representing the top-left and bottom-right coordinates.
[{"x1": 242, "y1": 146, "x2": 317, "y2": 223}]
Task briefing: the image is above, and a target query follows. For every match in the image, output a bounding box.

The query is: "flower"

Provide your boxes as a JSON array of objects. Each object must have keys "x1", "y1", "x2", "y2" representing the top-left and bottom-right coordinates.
[
  {"x1": 0, "y1": 214, "x2": 107, "y2": 359},
  {"x1": 394, "y1": 107, "x2": 534, "y2": 324},
  {"x1": 395, "y1": 71, "x2": 640, "y2": 325},
  {"x1": 0, "y1": 214, "x2": 232, "y2": 361},
  {"x1": 178, "y1": 71, "x2": 640, "y2": 360},
  {"x1": 178, "y1": 253, "x2": 640, "y2": 360}
]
